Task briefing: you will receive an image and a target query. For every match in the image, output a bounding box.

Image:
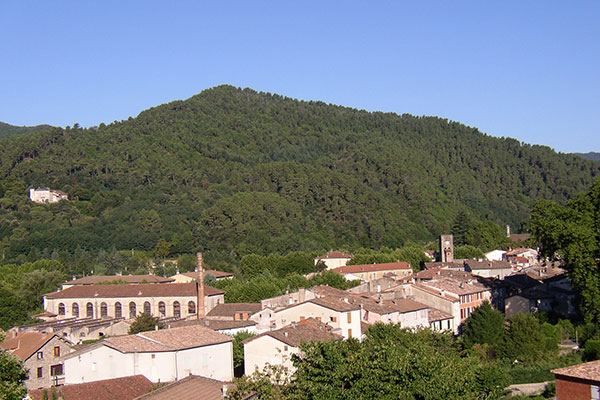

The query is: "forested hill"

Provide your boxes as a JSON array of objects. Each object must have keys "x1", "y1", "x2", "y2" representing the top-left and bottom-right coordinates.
[
  {"x1": 0, "y1": 122, "x2": 53, "y2": 139},
  {"x1": 0, "y1": 85, "x2": 598, "y2": 263},
  {"x1": 573, "y1": 152, "x2": 600, "y2": 161}
]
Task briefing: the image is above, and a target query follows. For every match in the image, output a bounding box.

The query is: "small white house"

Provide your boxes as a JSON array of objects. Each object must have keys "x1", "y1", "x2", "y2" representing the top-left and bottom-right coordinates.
[
  {"x1": 265, "y1": 297, "x2": 361, "y2": 340},
  {"x1": 29, "y1": 187, "x2": 68, "y2": 203},
  {"x1": 63, "y1": 325, "x2": 233, "y2": 384},
  {"x1": 314, "y1": 251, "x2": 353, "y2": 270},
  {"x1": 484, "y1": 250, "x2": 506, "y2": 262},
  {"x1": 243, "y1": 323, "x2": 341, "y2": 377}
]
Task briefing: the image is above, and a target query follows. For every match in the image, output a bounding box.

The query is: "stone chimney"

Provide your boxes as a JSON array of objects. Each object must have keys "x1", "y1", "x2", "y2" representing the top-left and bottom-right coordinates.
[{"x1": 197, "y1": 252, "x2": 205, "y2": 319}]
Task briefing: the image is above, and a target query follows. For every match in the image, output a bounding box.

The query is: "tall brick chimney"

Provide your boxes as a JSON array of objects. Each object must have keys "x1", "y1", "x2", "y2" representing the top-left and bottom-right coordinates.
[{"x1": 196, "y1": 252, "x2": 205, "y2": 319}]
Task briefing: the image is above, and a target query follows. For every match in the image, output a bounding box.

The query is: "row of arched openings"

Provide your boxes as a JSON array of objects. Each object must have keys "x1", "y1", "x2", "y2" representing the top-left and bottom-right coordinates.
[{"x1": 57, "y1": 300, "x2": 197, "y2": 319}]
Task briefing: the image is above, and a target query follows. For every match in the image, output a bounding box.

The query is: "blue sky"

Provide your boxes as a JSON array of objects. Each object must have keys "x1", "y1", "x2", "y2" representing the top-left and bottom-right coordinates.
[{"x1": 1, "y1": 1, "x2": 598, "y2": 153}]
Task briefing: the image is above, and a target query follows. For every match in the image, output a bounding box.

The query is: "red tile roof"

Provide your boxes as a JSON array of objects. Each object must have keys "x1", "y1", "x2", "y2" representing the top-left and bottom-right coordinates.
[
  {"x1": 465, "y1": 259, "x2": 512, "y2": 270},
  {"x1": 45, "y1": 283, "x2": 224, "y2": 299},
  {"x1": 28, "y1": 375, "x2": 153, "y2": 400},
  {"x1": 552, "y1": 360, "x2": 600, "y2": 382},
  {"x1": 166, "y1": 319, "x2": 257, "y2": 331},
  {"x1": 64, "y1": 275, "x2": 174, "y2": 285},
  {"x1": 244, "y1": 323, "x2": 341, "y2": 347},
  {"x1": 134, "y1": 375, "x2": 230, "y2": 400},
  {"x1": 427, "y1": 308, "x2": 453, "y2": 322},
  {"x1": 206, "y1": 303, "x2": 261, "y2": 318},
  {"x1": 332, "y1": 262, "x2": 412, "y2": 274},
  {"x1": 0, "y1": 332, "x2": 55, "y2": 361},
  {"x1": 316, "y1": 251, "x2": 353, "y2": 260},
  {"x1": 182, "y1": 270, "x2": 233, "y2": 279}
]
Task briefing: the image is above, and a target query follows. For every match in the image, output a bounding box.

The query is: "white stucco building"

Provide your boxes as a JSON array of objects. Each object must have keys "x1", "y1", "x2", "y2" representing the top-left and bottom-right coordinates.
[
  {"x1": 63, "y1": 325, "x2": 233, "y2": 384},
  {"x1": 256, "y1": 297, "x2": 361, "y2": 339},
  {"x1": 29, "y1": 187, "x2": 68, "y2": 203},
  {"x1": 243, "y1": 323, "x2": 341, "y2": 377}
]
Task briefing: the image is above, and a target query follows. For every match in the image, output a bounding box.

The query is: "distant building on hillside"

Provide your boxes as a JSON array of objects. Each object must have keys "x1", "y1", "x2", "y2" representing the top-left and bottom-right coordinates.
[
  {"x1": 314, "y1": 251, "x2": 353, "y2": 270},
  {"x1": 29, "y1": 187, "x2": 68, "y2": 203}
]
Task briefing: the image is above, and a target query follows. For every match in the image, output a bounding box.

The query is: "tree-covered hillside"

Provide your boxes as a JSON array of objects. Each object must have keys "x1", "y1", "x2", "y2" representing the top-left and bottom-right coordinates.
[
  {"x1": 0, "y1": 85, "x2": 598, "y2": 264},
  {"x1": 574, "y1": 152, "x2": 600, "y2": 162},
  {"x1": 0, "y1": 122, "x2": 53, "y2": 139}
]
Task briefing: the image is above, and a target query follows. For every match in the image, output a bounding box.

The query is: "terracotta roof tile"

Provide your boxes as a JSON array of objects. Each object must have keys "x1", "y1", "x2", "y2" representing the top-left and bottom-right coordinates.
[
  {"x1": 552, "y1": 360, "x2": 600, "y2": 381},
  {"x1": 45, "y1": 283, "x2": 224, "y2": 299},
  {"x1": 64, "y1": 275, "x2": 174, "y2": 285},
  {"x1": 417, "y1": 277, "x2": 488, "y2": 296},
  {"x1": 134, "y1": 375, "x2": 229, "y2": 400},
  {"x1": 427, "y1": 308, "x2": 453, "y2": 322},
  {"x1": 465, "y1": 260, "x2": 512, "y2": 270},
  {"x1": 66, "y1": 325, "x2": 232, "y2": 356},
  {"x1": 166, "y1": 319, "x2": 256, "y2": 331},
  {"x1": 182, "y1": 270, "x2": 234, "y2": 279},
  {"x1": 316, "y1": 251, "x2": 353, "y2": 260},
  {"x1": 332, "y1": 262, "x2": 411, "y2": 274},
  {"x1": 244, "y1": 323, "x2": 341, "y2": 347},
  {"x1": 0, "y1": 332, "x2": 55, "y2": 361},
  {"x1": 28, "y1": 375, "x2": 153, "y2": 400},
  {"x1": 206, "y1": 303, "x2": 261, "y2": 317}
]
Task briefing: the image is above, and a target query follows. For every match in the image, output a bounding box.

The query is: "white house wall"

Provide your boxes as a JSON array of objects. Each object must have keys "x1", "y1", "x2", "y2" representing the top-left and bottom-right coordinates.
[
  {"x1": 244, "y1": 335, "x2": 297, "y2": 377},
  {"x1": 65, "y1": 342, "x2": 233, "y2": 384}
]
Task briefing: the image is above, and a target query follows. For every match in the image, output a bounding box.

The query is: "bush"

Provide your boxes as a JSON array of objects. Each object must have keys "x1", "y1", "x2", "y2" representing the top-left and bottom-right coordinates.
[{"x1": 584, "y1": 339, "x2": 600, "y2": 361}]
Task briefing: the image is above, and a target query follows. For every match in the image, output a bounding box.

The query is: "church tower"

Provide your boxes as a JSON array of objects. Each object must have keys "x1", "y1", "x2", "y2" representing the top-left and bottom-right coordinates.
[{"x1": 440, "y1": 234, "x2": 454, "y2": 262}]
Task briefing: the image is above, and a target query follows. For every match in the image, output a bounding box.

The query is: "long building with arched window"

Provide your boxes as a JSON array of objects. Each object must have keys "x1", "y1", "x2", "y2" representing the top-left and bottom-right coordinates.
[{"x1": 43, "y1": 283, "x2": 224, "y2": 320}]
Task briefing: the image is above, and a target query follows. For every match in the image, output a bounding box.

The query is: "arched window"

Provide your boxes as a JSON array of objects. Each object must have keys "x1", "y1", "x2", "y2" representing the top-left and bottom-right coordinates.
[
  {"x1": 158, "y1": 301, "x2": 166, "y2": 317},
  {"x1": 72, "y1": 303, "x2": 79, "y2": 318},
  {"x1": 129, "y1": 302, "x2": 137, "y2": 319},
  {"x1": 86, "y1": 302, "x2": 93, "y2": 318},
  {"x1": 115, "y1": 302, "x2": 122, "y2": 318},
  {"x1": 58, "y1": 303, "x2": 65, "y2": 316},
  {"x1": 100, "y1": 302, "x2": 108, "y2": 317},
  {"x1": 173, "y1": 301, "x2": 181, "y2": 318},
  {"x1": 144, "y1": 301, "x2": 151, "y2": 315},
  {"x1": 188, "y1": 301, "x2": 196, "y2": 315}
]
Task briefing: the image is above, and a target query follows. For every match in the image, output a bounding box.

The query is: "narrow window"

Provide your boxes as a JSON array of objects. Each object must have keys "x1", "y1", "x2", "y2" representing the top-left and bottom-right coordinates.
[
  {"x1": 58, "y1": 303, "x2": 65, "y2": 316},
  {"x1": 173, "y1": 301, "x2": 181, "y2": 318},
  {"x1": 100, "y1": 302, "x2": 108, "y2": 317},
  {"x1": 348, "y1": 328, "x2": 352, "y2": 338},
  {"x1": 158, "y1": 301, "x2": 166, "y2": 317},
  {"x1": 129, "y1": 302, "x2": 137, "y2": 319},
  {"x1": 347, "y1": 312, "x2": 352, "y2": 323},
  {"x1": 72, "y1": 303, "x2": 79, "y2": 318},
  {"x1": 54, "y1": 346, "x2": 60, "y2": 357},
  {"x1": 37, "y1": 351, "x2": 44, "y2": 360},
  {"x1": 188, "y1": 301, "x2": 196, "y2": 315},
  {"x1": 144, "y1": 301, "x2": 151, "y2": 315},
  {"x1": 37, "y1": 367, "x2": 43, "y2": 378},
  {"x1": 115, "y1": 302, "x2": 122, "y2": 318},
  {"x1": 86, "y1": 302, "x2": 93, "y2": 318}
]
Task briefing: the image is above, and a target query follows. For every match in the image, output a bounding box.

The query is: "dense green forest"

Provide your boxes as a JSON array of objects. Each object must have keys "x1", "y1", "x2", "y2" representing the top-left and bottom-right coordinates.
[
  {"x1": 0, "y1": 122, "x2": 53, "y2": 139},
  {"x1": 0, "y1": 85, "x2": 598, "y2": 266}
]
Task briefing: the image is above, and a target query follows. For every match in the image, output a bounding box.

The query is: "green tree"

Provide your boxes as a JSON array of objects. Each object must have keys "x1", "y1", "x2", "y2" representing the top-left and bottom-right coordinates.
[
  {"x1": 452, "y1": 211, "x2": 472, "y2": 246},
  {"x1": 460, "y1": 301, "x2": 505, "y2": 348},
  {"x1": 454, "y1": 245, "x2": 485, "y2": 260},
  {"x1": 530, "y1": 179, "x2": 600, "y2": 323},
  {"x1": 498, "y1": 313, "x2": 545, "y2": 363},
  {"x1": 204, "y1": 272, "x2": 217, "y2": 287},
  {"x1": 128, "y1": 313, "x2": 164, "y2": 335},
  {"x1": 231, "y1": 330, "x2": 256, "y2": 377},
  {"x1": 0, "y1": 351, "x2": 28, "y2": 400}
]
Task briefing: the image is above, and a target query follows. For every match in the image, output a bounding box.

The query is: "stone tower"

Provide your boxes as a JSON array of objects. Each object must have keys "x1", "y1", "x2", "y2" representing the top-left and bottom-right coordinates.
[{"x1": 440, "y1": 234, "x2": 454, "y2": 263}]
